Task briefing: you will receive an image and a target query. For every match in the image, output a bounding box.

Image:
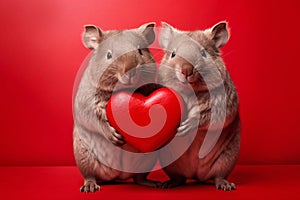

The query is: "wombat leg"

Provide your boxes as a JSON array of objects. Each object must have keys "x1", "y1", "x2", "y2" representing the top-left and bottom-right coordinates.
[
  {"x1": 74, "y1": 128, "x2": 102, "y2": 192},
  {"x1": 80, "y1": 177, "x2": 101, "y2": 193},
  {"x1": 211, "y1": 128, "x2": 240, "y2": 191},
  {"x1": 133, "y1": 173, "x2": 162, "y2": 188}
]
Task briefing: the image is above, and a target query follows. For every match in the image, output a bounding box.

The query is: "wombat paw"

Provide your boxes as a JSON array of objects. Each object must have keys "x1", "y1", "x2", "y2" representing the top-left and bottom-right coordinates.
[
  {"x1": 215, "y1": 178, "x2": 236, "y2": 191},
  {"x1": 161, "y1": 179, "x2": 185, "y2": 189},
  {"x1": 134, "y1": 178, "x2": 162, "y2": 188},
  {"x1": 176, "y1": 120, "x2": 193, "y2": 136},
  {"x1": 80, "y1": 180, "x2": 101, "y2": 193},
  {"x1": 161, "y1": 181, "x2": 175, "y2": 189},
  {"x1": 110, "y1": 130, "x2": 126, "y2": 146},
  {"x1": 143, "y1": 181, "x2": 162, "y2": 188},
  {"x1": 107, "y1": 124, "x2": 126, "y2": 146}
]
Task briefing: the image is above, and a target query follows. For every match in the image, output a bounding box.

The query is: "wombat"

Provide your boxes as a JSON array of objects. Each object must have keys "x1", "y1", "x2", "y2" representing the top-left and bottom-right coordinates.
[
  {"x1": 73, "y1": 22, "x2": 161, "y2": 192},
  {"x1": 158, "y1": 22, "x2": 240, "y2": 191}
]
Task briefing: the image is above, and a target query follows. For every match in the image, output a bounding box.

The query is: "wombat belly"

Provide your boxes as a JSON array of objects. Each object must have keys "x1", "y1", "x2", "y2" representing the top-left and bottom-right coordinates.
[{"x1": 162, "y1": 116, "x2": 240, "y2": 181}]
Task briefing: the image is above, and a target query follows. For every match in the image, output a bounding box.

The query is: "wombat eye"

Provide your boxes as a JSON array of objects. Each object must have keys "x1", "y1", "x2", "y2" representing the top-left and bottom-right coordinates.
[
  {"x1": 138, "y1": 49, "x2": 143, "y2": 55},
  {"x1": 200, "y1": 49, "x2": 207, "y2": 58},
  {"x1": 171, "y1": 50, "x2": 176, "y2": 58},
  {"x1": 106, "y1": 51, "x2": 112, "y2": 59}
]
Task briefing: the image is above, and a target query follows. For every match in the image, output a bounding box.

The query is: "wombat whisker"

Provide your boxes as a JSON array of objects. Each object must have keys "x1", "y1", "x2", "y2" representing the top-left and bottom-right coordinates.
[{"x1": 221, "y1": 50, "x2": 235, "y2": 58}]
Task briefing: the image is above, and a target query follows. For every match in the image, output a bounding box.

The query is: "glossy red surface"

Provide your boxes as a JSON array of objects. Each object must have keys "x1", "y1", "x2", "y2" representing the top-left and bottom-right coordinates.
[{"x1": 107, "y1": 88, "x2": 185, "y2": 152}]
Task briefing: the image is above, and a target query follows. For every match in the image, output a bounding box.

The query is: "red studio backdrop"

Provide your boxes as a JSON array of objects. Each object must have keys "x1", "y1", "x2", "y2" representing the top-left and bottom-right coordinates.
[{"x1": 0, "y1": 0, "x2": 299, "y2": 167}]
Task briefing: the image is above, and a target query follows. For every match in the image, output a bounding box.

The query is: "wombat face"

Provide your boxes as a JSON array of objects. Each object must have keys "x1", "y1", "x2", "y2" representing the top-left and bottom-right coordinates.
[
  {"x1": 82, "y1": 23, "x2": 156, "y2": 92},
  {"x1": 159, "y1": 22, "x2": 229, "y2": 93}
]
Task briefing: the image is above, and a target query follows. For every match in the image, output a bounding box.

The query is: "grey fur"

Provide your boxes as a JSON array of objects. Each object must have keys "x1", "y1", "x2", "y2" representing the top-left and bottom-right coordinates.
[
  {"x1": 73, "y1": 23, "x2": 161, "y2": 192},
  {"x1": 158, "y1": 22, "x2": 240, "y2": 191}
]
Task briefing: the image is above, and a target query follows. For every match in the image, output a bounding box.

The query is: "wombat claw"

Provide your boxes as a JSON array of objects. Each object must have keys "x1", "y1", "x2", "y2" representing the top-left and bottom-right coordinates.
[
  {"x1": 215, "y1": 178, "x2": 236, "y2": 191},
  {"x1": 80, "y1": 180, "x2": 101, "y2": 193}
]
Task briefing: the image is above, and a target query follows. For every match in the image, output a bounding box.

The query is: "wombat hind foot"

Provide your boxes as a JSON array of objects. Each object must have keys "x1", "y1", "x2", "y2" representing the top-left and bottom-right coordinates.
[
  {"x1": 133, "y1": 175, "x2": 162, "y2": 188},
  {"x1": 215, "y1": 177, "x2": 236, "y2": 191},
  {"x1": 80, "y1": 179, "x2": 101, "y2": 193},
  {"x1": 161, "y1": 178, "x2": 186, "y2": 189}
]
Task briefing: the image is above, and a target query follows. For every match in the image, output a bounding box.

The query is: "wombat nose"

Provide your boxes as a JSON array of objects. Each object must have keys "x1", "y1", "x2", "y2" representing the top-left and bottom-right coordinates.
[{"x1": 181, "y1": 64, "x2": 193, "y2": 78}]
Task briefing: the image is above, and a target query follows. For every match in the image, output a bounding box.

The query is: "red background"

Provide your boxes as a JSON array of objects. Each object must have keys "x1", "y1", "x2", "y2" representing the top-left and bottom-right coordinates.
[{"x1": 0, "y1": 0, "x2": 299, "y2": 167}]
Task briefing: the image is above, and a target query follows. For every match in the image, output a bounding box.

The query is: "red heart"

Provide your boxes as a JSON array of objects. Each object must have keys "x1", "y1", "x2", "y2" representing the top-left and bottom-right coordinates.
[{"x1": 106, "y1": 88, "x2": 185, "y2": 152}]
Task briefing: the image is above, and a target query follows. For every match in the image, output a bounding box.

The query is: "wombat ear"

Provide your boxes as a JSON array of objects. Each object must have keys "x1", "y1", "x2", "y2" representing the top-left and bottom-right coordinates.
[
  {"x1": 138, "y1": 22, "x2": 156, "y2": 45},
  {"x1": 82, "y1": 25, "x2": 103, "y2": 50},
  {"x1": 160, "y1": 22, "x2": 175, "y2": 49},
  {"x1": 209, "y1": 21, "x2": 229, "y2": 48}
]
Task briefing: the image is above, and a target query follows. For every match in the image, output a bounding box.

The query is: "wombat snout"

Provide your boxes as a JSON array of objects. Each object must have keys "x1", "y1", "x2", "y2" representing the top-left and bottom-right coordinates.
[
  {"x1": 181, "y1": 63, "x2": 194, "y2": 78},
  {"x1": 118, "y1": 68, "x2": 139, "y2": 85},
  {"x1": 116, "y1": 52, "x2": 141, "y2": 85},
  {"x1": 175, "y1": 62, "x2": 199, "y2": 84}
]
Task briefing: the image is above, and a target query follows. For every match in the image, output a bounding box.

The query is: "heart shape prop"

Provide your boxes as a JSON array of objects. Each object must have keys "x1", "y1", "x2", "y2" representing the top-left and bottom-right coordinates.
[{"x1": 106, "y1": 88, "x2": 185, "y2": 152}]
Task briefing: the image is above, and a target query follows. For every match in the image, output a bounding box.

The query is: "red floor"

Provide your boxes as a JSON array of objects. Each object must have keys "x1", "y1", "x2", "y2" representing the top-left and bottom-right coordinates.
[{"x1": 0, "y1": 165, "x2": 298, "y2": 200}]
